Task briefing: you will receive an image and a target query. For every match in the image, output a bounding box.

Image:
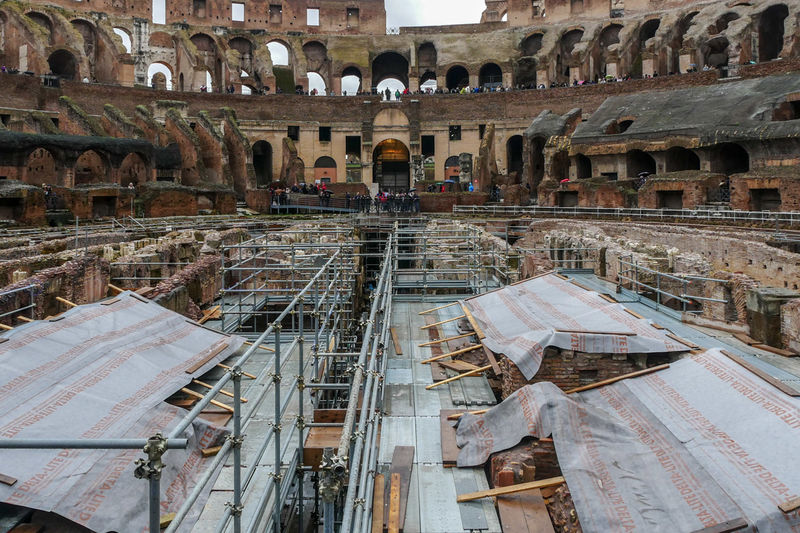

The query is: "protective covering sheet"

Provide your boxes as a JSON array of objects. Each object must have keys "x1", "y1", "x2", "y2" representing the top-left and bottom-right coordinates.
[
  {"x1": 457, "y1": 349, "x2": 800, "y2": 532},
  {"x1": 0, "y1": 292, "x2": 245, "y2": 532},
  {"x1": 464, "y1": 274, "x2": 689, "y2": 379}
]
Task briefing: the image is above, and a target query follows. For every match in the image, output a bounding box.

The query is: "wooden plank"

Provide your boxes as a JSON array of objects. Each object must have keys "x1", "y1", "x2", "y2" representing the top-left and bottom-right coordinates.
[
  {"x1": 429, "y1": 362, "x2": 448, "y2": 382},
  {"x1": 651, "y1": 323, "x2": 666, "y2": 330},
  {"x1": 440, "y1": 410, "x2": 462, "y2": 467},
  {"x1": 185, "y1": 343, "x2": 228, "y2": 374},
  {"x1": 160, "y1": 513, "x2": 177, "y2": 528},
  {"x1": 304, "y1": 426, "x2": 344, "y2": 471},
  {"x1": 55, "y1": 296, "x2": 77, "y2": 308},
  {"x1": 754, "y1": 344, "x2": 796, "y2": 357},
  {"x1": 666, "y1": 332, "x2": 700, "y2": 350},
  {"x1": 447, "y1": 408, "x2": 489, "y2": 421},
  {"x1": 0, "y1": 323, "x2": 13, "y2": 330},
  {"x1": 418, "y1": 333, "x2": 475, "y2": 347},
  {"x1": 419, "y1": 302, "x2": 460, "y2": 315},
  {"x1": 372, "y1": 474, "x2": 385, "y2": 533},
  {"x1": 624, "y1": 308, "x2": 645, "y2": 320},
  {"x1": 497, "y1": 489, "x2": 555, "y2": 533},
  {"x1": 107, "y1": 283, "x2": 125, "y2": 294},
  {"x1": 181, "y1": 388, "x2": 234, "y2": 413},
  {"x1": 564, "y1": 364, "x2": 671, "y2": 394},
  {"x1": 599, "y1": 293, "x2": 618, "y2": 303},
  {"x1": 569, "y1": 280, "x2": 594, "y2": 292},
  {"x1": 779, "y1": 496, "x2": 800, "y2": 513},
  {"x1": 426, "y1": 365, "x2": 492, "y2": 390},
  {"x1": 484, "y1": 346, "x2": 503, "y2": 376},
  {"x1": 16, "y1": 316, "x2": 33, "y2": 323},
  {"x1": 243, "y1": 340, "x2": 275, "y2": 352},
  {"x1": 721, "y1": 350, "x2": 800, "y2": 397},
  {"x1": 460, "y1": 303, "x2": 486, "y2": 339},
  {"x1": 733, "y1": 332, "x2": 759, "y2": 346},
  {"x1": 201, "y1": 446, "x2": 222, "y2": 458},
  {"x1": 553, "y1": 273, "x2": 569, "y2": 280},
  {"x1": 100, "y1": 298, "x2": 121, "y2": 306},
  {"x1": 555, "y1": 328, "x2": 636, "y2": 336},
  {"x1": 689, "y1": 517, "x2": 748, "y2": 533},
  {"x1": 421, "y1": 344, "x2": 482, "y2": 364},
  {"x1": 0, "y1": 473, "x2": 17, "y2": 487},
  {"x1": 192, "y1": 379, "x2": 247, "y2": 402},
  {"x1": 439, "y1": 360, "x2": 480, "y2": 372},
  {"x1": 383, "y1": 446, "x2": 414, "y2": 532},
  {"x1": 387, "y1": 472, "x2": 401, "y2": 533},
  {"x1": 198, "y1": 305, "x2": 221, "y2": 325},
  {"x1": 421, "y1": 315, "x2": 466, "y2": 330},
  {"x1": 390, "y1": 327, "x2": 403, "y2": 355},
  {"x1": 456, "y1": 476, "x2": 566, "y2": 502}
]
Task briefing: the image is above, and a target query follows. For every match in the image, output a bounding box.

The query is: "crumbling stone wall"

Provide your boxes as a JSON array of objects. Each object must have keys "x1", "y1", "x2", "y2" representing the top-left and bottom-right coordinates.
[{"x1": 781, "y1": 299, "x2": 800, "y2": 354}]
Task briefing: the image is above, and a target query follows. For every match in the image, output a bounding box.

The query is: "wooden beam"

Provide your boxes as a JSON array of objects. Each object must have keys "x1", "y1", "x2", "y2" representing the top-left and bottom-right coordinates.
[
  {"x1": 456, "y1": 476, "x2": 566, "y2": 502},
  {"x1": 449, "y1": 364, "x2": 671, "y2": 419},
  {"x1": 460, "y1": 303, "x2": 486, "y2": 339},
  {"x1": 426, "y1": 364, "x2": 492, "y2": 390},
  {"x1": 201, "y1": 446, "x2": 222, "y2": 458},
  {"x1": 780, "y1": 496, "x2": 800, "y2": 513},
  {"x1": 419, "y1": 301, "x2": 460, "y2": 315},
  {"x1": 689, "y1": 517, "x2": 748, "y2": 533},
  {"x1": 387, "y1": 472, "x2": 401, "y2": 533},
  {"x1": 198, "y1": 305, "x2": 221, "y2": 325},
  {"x1": 418, "y1": 332, "x2": 475, "y2": 347},
  {"x1": 107, "y1": 283, "x2": 125, "y2": 294},
  {"x1": 0, "y1": 473, "x2": 17, "y2": 487},
  {"x1": 160, "y1": 513, "x2": 177, "y2": 529},
  {"x1": 390, "y1": 327, "x2": 403, "y2": 355},
  {"x1": 384, "y1": 446, "x2": 414, "y2": 532},
  {"x1": 564, "y1": 364, "x2": 671, "y2": 394},
  {"x1": 371, "y1": 474, "x2": 385, "y2": 533},
  {"x1": 421, "y1": 344, "x2": 483, "y2": 364},
  {"x1": 0, "y1": 323, "x2": 13, "y2": 331},
  {"x1": 185, "y1": 344, "x2": 228, "y2": 374},
  {"x1": 17, "y1": 316, "x2": 33, "y2": 323},
  {"x1": 484, "y1": 345, "x2": 503, "y2": 376},
  {"x1": 753, "y1": 344, "x2": 796, "y2": 357},
  {"x1": 243, "y1": 340, "x2": 275, "y2": 352},
  {"x1": 192, "y1": 379, "x2": 247, "y2": 402},
  {"x1": 55, "y1": 296, "x2": 77, "y2": 308},
  {"x1": 666, "y1": 332, "x2": 700, "y2": 350},
  {"x1": 439, "y1": 360, "x2": 480, "y2": 372},
  {"x1": 624, "y1": 308, "x2": 645, "y2": 320},
  {"x1": 181, "y1": 388, "x2": 234, "y2": 413},
  {"x1": 217, "y1": 363, "x2": 257, "y2": 379},
  {"x1": 421, "y1": 315, "x2": 466, "y2": 330}
]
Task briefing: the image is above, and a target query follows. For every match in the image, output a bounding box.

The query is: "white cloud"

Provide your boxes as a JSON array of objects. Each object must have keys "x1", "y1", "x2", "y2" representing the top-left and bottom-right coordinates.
[{"x1": 385, "y1": 0, "x2": 486, "y2": 29}]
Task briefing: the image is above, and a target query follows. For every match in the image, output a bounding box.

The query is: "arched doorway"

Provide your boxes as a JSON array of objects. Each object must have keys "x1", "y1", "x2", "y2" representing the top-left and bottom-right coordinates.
[
  {"x1": 74, "y1": 150, "x2": 107, "y2": 185},
  {"x1": 664, "y1": 147, "x2": 700, "y2": 172},
  {"x1": 507, "y1": 135, "x2": 523, "y2": 177},
  {"x1": 373, "y1": 139, "x2": 409, "y2": 192},
  {"x1": 446, "y1": 66, "x2": 469, "y2": 91},
  {"x1": 147, "y1": 62, "x2": 173, "y2": 90},
  {"x1": 626, "y1": 150, "x2": 656, "y2": 178},
  {"x1": 119, "y1": 153, "x2": 148, "y2": 185},
  {"x1": 759, "y1": 4, "x2": 789, "y2": 62},
  {"x1": 25, "y1": 148, "x2": 57, "y2": 185},
  {"x1": 252, "y1": 141, "x2": 273, "y2": 187},
  {"x1": 479, "y1": 63, "x2": 503, "y2": 89},
  {"x1": 575, "y1": 154, "x2": 592, "y2": 179},
  {"x1": 372, "y1": 51, "x2": 409, "y2": 91},
  {"x1": 444, "y1": 155, "x2": 460, "y2": 180},
  {"x1": 48, "y1": 50, "x2": 77, "y2": 80},
  {"x1": 342, "y1": 66, "x2": 362, "y2": 95},
  {"x1": 315, "y1": 156, "x2": 337, "y2": 183},
  {"x1": 711, "y1": 143, "x2": 749, "y2": 175}
]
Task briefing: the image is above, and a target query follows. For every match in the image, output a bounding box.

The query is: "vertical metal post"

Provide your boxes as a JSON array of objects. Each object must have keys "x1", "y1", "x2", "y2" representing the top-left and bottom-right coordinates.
[
  {"x1": 297, "y1": 297, "x2": 306, "y2": 530},
  {"x1": 134, "y1": 434, "x2": 167, "y2": 533},
  {"x1": 232, "y1": 369, "x2": 243, "y2": 533},
  {"x1": 273, "y1": 324, "x2": 282, "y2": 533},
  {"x1": 149, "y1": 475, "x2": 160, "y2": 533},
  {"x1": 656, "y1": 273, "x2": 661, "y2": 311},
  {"x1": 221, "y1": 247, "x2": 226, "y2": 332}
]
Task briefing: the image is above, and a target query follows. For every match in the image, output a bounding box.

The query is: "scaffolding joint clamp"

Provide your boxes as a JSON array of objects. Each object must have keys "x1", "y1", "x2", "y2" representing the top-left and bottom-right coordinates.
[
  {"x1": 268, "y1": 371, "x2": 282, "y2": 383},
  {"x1": 224, "y1": 502, "x2": 244, "y2": 517},
  {"x1": 226, "y1": 434, "x2": 245, "y2": 448},
  {"x1": 133, "y1": 432, "x2": 168, "y2": 481},
  {"x1": 296, "y1": 375, "x2": 306, "y2": 390},
  {"x1": 226, "y1": 366, "x2": 244, "y2": 379},
  {"x1": 296, "y1": 415, "x2": 306, "y2": 429},
  {"x1": 353, "y1": 497, "x2": 366, "y2": 508},
  {"x1": 268, "y1": 422, "x2": 283, "y2": 432}
]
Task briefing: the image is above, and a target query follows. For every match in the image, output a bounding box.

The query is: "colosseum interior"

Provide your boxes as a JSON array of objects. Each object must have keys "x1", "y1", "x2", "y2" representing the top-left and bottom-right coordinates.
[{"x1": 0, "y1": 0, "x2": 800, "y2": 532}]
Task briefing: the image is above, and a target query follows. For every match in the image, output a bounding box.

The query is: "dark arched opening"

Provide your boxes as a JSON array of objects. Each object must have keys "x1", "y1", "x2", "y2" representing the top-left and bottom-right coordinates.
[
  {"x1": 640, "y1": 19, "x2": 660, "y2": 43},
  {"x1": 418, "y1": 42, "x2": 437, "y2": 69},
  {"x1": 119, "y1": 152, "x2": 148, "y2": 185},
  {"x1": 342, "y1": 66, "x2": 362, "y2": 94},
  {"x1": 445, "y1": 155, "x2": 460, "y2": 180},
  {"x1": 25, "y1": 148, "x2": 58, "y2": 186},
  {"x1": 372, "y1": 52, "x2": 409, "y2": 90},
  {"x1": 74, "y1": 150, "x2": 107, "y2": 185},
  {"x1": 664, "y1": 147, "x2": 700, "y2": 172},
  {"x1": 507, "y1": 135, "x2": 524, "y2": 177},
  {"x1": 446, "y1": 66, "x2": 469, "y2": 91},
  {"x1": 529, "y1": 136, "x2": 546, "y2": 189},
  {"x1": 479, "y1": 63, "x2": 503, "y2": 89},
  {"x1": 759, "y1": 4, "x2": 789, "y2": 61},
  {"x1": 252, "y1": 141, "x2": 273, "y2": 187},
  {"x1": 576, "y1": 154, "x2": 592, "y2": 179},
  {"x1": 48, "y1": 50, "x2": 77, "y2": 80},
  {"x1": 626, "y1": 150, "x2": 656, "y2": 178},
  {"x1": 711, "y1": 143, "x2": 749, "y2": 175},
  {"x1": 521, "y1": 33, "x2": 543, "y2": 56}
]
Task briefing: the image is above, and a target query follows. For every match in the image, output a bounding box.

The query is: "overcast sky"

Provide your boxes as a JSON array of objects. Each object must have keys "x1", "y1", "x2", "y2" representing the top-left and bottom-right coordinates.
[{"x1": 384, "y1": 0, "x2": 486, "y2": 29}]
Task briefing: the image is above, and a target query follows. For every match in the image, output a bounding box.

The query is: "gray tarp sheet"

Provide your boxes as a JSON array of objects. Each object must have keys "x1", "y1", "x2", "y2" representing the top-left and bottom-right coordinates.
[
  {"x1": 0, "y1": 292, "x2": 244, "y2": 532},
  {"x1": 457, "y1": 349, "x2": 800, "y2": 532},
  {"x1": 464, "y1": 274, "x2": 689, "y2": 379}
]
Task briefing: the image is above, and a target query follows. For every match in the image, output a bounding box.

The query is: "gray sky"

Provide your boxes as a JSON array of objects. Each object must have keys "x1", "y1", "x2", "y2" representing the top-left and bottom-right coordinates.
[{"x1": 385, "y1": 0, "x2": 486, "y2": 29}]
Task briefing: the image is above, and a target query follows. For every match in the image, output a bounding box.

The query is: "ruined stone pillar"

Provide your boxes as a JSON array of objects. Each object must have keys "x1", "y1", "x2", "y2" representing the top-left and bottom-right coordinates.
[
  {"x1": 679, "y1": 52, "x2": 694, "y2": 73},
  {"x1": 536, "y1": 68, "x2": 548, "y2": 87},
  {"x1": 332, "y1": 76, "x2": 342, "y2": 95},
  {"x1": 469, "y1": 73, "x2": 479, "y2": 88}
]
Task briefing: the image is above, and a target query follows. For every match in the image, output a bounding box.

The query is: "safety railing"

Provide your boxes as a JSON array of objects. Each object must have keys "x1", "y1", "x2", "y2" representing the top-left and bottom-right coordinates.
[
  {"x1": 0, "y1": 284, "x2": 37, "y2": 324},
  {"x1": 452, "y1": 204, "x2": 800, "y2": 226}
]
